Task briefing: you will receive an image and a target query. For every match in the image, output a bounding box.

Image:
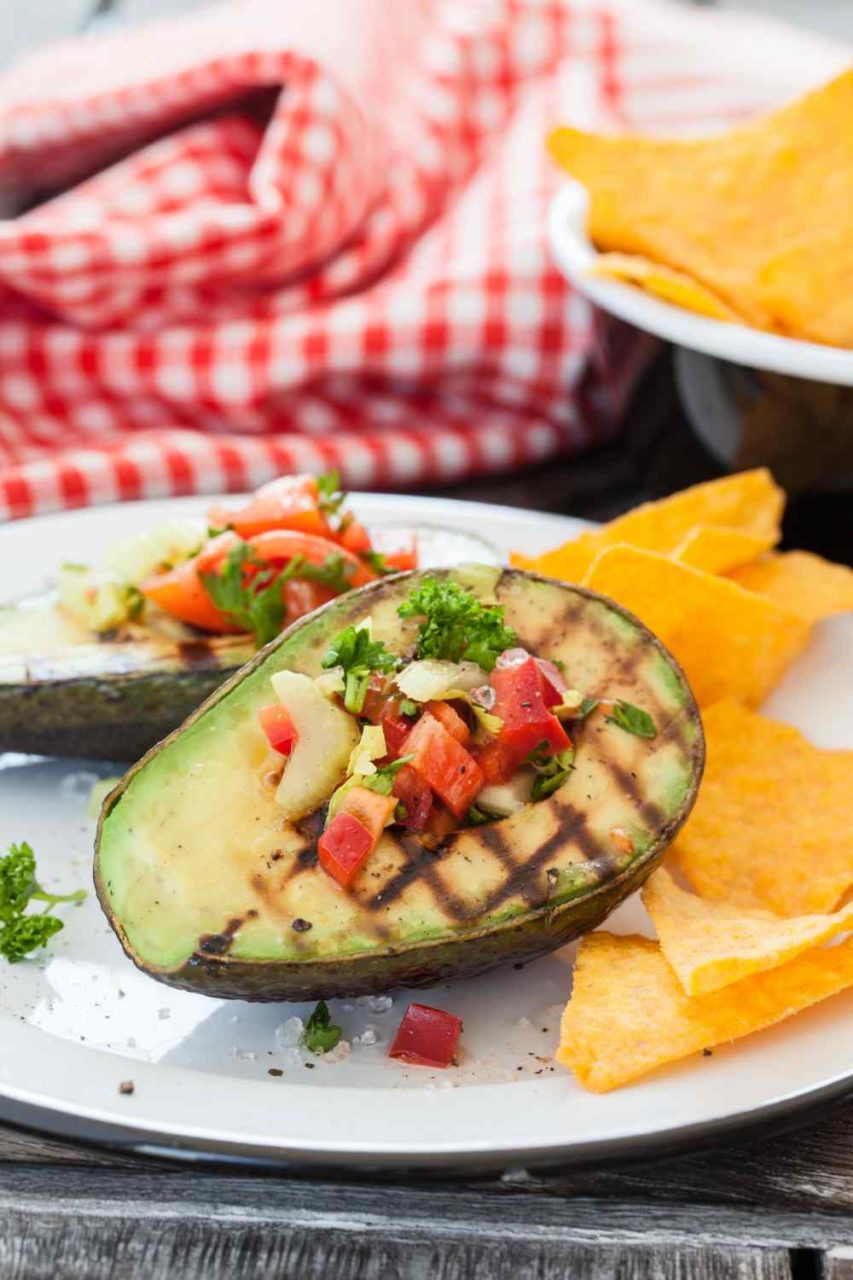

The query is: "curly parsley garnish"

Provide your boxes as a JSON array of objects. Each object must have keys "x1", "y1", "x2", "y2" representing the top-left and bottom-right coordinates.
[
  {"x1": 200, "y1": 542, "x2": 355, "y2": 647},
  {"x1": 301, "y1": 1000, "x2": 342, "y2": 1055},
  {"x1": 321, "y1": 624, "x2": 401, "y2": 714},
  {"x1": 0, "y1": 842, "x2": 86, "y2": 964},
  {"x1": 605, "y1": 700, "x2": 657, "y2": 739},
  {"x1": 397, "y1": 578, "x2": 516, "y2": 672}
]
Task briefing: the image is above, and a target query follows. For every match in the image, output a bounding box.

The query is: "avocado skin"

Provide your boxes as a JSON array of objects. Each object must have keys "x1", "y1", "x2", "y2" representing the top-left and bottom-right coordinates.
[
  {"x1": 0, "y1": 667, "x2": 242, "y2": 762},
  {"x1": 95, "y1": 569, "x2": 705, "y2": 1000}
]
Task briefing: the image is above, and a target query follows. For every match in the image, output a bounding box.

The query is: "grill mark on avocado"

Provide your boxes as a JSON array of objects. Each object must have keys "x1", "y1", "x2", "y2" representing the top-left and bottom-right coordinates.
[
  {"x1": 479, "y1": 804, "x2": 606, "y2": 915},
  {"x1": 196, "y1": 910, "x2": 257, "y2": 956},
  {"x1": 605, "y1": 760, "x2": 667, "y2": 830}
]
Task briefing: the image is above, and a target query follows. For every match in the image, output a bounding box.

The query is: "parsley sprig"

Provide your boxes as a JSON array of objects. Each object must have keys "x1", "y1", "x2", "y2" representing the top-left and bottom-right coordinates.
[
  {"x1": 201, "y1": 542, "x2": 356, "y2": 647},
  {"x1": 316, "y1": 471, "x2": 345, "y2": 519},
  {"x1": 605, "y1": 700, "x2": 657, "y2": 739},
  {"x1": 362, "y1": 755, "x2": 414, "y2": 796},
  {"x1": 0, "y1": 842, "x2": 86, "y2": 964},
  {"x1": 321, "y1": 624, "x2": 401, "y2": 714},
  {"x1": 397, "y1": 578, "x2": 516, "y2": 672},
  {"x1": 301, "y1": 1000, "x2": 342, "y2": 1055}
]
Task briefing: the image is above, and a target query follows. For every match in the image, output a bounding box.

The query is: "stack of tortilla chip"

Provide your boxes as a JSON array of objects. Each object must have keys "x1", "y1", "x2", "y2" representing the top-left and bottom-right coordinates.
[
  {"x1": 514, "y1": 470, "x2": 853, "y2": 1090},
  {"x1": 547, "y1": 67, "x2": 853, "y2": 348}
]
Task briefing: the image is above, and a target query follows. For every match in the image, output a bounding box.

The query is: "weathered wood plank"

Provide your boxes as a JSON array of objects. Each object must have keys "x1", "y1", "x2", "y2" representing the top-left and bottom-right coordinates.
[
  {"x1": 0, "y1": 1166, "x2": 850, "y2": 1253},
  {"x1": 824, "y1": 1249, "x2": 853, "y2": 1280}
]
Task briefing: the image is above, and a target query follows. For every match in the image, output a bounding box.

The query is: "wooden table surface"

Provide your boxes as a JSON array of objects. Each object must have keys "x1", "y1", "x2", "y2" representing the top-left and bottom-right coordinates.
[{"x1": 2, "y1": 3, "x2": 853, "y2": 1275}]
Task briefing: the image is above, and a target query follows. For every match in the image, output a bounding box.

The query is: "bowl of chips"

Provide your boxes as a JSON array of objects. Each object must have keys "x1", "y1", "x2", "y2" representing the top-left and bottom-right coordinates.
[{"x1": 547, "y1": 69, "x2": 853, "y2": 388}]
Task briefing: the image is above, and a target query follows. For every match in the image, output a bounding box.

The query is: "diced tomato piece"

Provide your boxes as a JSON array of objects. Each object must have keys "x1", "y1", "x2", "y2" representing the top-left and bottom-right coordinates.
[
  {"x1": 141, "y1": 533, "x2": 243, "y2": 633},
  {"x1": 425, "y1": 700, "x2": 470, "y2": 745},
  {"x1": 339, "y1": 518, "x2": 372, "y2": 555},
  {"x1": 404, "y1": 713, "x2": 484, "y2": 820},
  {"x1": 258, "y1": 704, "x2": 298, "y2": 755},
  {"x1": 534, "y1": 657, "x2": 567, "y2": 708},
  {"x1": 471, "y1": 735, "x2": 518, "y2": 785},
  {"x1": 283, "y1": 578, "x2": 337, "y2": 623},
  {"x1": 339, "y1": 785, "x2": 397, "y2": 845},
  {"x1": 491, "y1": 657, "x2": 570, "y2": 763},
  {"x1": 389, "y1": 1003, "x2": 462, "y2": 1068},
  {"x1": 208, "y1": 474, "x2": 331, "y2": 540},
  {"x1": 318, "y1": 813, "x2": 375, "y2": 887},
  {"x1": 371, "y1": 527, "x2": 418, "y2": 573},
  {"x1": 361, "y1": 688, "x2": 414, "y2": 757},
  {"x1": 248, "y1": 530, "x2": 376, "y2": 589},
  {"x1": 392, "y1": 764, "x2": 433, "y2": 832}
]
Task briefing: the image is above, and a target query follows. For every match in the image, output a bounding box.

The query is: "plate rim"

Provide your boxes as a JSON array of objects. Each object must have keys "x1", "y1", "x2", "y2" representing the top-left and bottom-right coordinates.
[
  {"x1": 1, "y1": 491, "x2": 851, "y2": 1169},
  {"x1": 548, "y1": 182, "x2": 853, "y2": 386}
]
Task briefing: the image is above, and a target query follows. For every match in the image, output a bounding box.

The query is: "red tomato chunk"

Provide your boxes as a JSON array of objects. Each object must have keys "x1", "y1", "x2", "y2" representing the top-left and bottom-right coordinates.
[
  {"x1": 392, "y1": 763, "x2": 433, "y2": 832},
  {"x1": 389, "y1": 1003, "x2": 462, "y2": 1068},
  {"x1": 491, "y1": 656, "x2": 570, "y2": 763},
  {"x1": 258, "y1": 704, "x2": 298, "y2": 755},
  {"x1": 404, "y1": 712, "x2": 484, "y2": 819},
  {"x1": 318, "y1": 812, "x2": 374, "y2": 887}
]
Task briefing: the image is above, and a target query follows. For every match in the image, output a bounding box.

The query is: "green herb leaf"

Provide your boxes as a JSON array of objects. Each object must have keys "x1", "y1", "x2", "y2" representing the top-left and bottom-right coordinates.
[
  {"x1": 321, "y1": 624, "x2": 400, "y2": 714},
  {"x1": 0, "y1": 842, "x2": 86, "y2": 964},
  {"x1": 575, "y1": 696, "x2": 599, "y2": 720},
  {"x1": 316, "y1": 471, "x2": 345, "y2": 518},
  {"x1": 467, "y1": 804, "x2": 494, "y2": 826},
  {"x1": 605, "y1": 700, "x2": 657, "y2": 739},
  {"x1": 397, "y1": 578, "x2": 516, "y2": 671},
  {"x1": 301, "y1": 1000, "x2": 342, "y2": 1055},
  {"x1": 398, "y1": 698, "x2": 419, "y2": 718},
  {"x1": 200, "y1": 542, "x2": 286, "y2": 647},
  {"x1": 362, "y1": 755, "x2": 414, "y2": 796},
  {"x1": 527, "y1": 745, "x2": 575, "y2": 801},
  {"x1": 360, "y1": 549, "x2": 391, "y2": 575},
  {"x1": 283, "y1": 552, "x2": 355, "y2": 596}
]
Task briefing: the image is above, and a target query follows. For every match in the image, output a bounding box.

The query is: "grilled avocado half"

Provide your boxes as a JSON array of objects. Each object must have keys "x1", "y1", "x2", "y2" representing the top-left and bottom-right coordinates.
[
  {"x1": 95, "y1": 567, "x2": 704, "y2": 1001},
  {"x1": 0, "y1": 597, "x2": 254, "y2": 761}
]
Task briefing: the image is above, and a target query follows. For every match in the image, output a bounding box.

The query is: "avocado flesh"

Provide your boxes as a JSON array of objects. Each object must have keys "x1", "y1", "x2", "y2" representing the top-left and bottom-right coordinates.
[
  {"x1": 95, "y1": 568, "x2": 704, "y2": 1000},
  {"x1": 0, "y1": 596, "x2": 253, "y2": 760}
]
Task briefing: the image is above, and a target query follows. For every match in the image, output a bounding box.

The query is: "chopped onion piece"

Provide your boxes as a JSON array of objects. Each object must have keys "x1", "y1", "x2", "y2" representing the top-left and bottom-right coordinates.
[
  {"x1": 495, "y1": 647, "x2": 530, "y2": 670},
  {"x1": 476, "y1": 768, "x2": 535, "y2": 816},
  {"x1": 315, "y1": 667, "x2": 345, "y2": 698},
  {"x1": 395, "y1": 659, "x2": 463, "y2": 703}
]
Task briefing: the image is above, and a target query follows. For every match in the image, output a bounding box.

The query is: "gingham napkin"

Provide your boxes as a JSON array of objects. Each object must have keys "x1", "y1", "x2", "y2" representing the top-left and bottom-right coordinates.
[{"x1": 0, "y1": 0, "x2": 844, "y2": 520}]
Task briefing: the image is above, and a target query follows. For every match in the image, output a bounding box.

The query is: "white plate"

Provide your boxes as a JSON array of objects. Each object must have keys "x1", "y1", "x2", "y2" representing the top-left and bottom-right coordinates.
[
  {"x1": 548, "y1": 182, "x2": 853, "y2": 386},
  {"x1": 0, "y1": 493, "x2": 851, "y2": 1169}
]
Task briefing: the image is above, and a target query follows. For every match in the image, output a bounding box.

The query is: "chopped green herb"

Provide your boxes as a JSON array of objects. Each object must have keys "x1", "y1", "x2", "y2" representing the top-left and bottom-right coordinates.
[
  {"x1": 467, "y1": 804, "x2": 495, "y2": 826},
  {"x1": 575, "y1": 696, "x2": 600, "y2": 720},
  {"x1": 316, "y1": 471, "x2": 345, "y2": 519},
  {"x1": 360, "y1": 549, "x2": 391, "y2": 575},
  {"x1": 527, "y1": 745, "x2": 575, "y2": 801},
  {"x1": 301, "y1": 1000, "x2": 342, "y2": 1054},
  {"x1": 200, "y1": 542, "x2": 287, "y2": 646},
  {"x1": 398, "y1": 578, "x2": 516, "y2": 672},
  {"x1": 394, "y1": 801, "x2": 408, "y2": 823},
  {"x1": 207, "y1": 524, "x2": 233, "y2": 538},
  {"x1": 0, "y1": 842, "x2": 86, "y2": 964},
  {"x1": 362, "y1": 755, "x2": 414, "y2": 796},
  {"x1": 321, "y1": 624, "x2": 400, "y2": 715},
  {"x1": 398, "y1": 698, "x2": 419, "y2": 718},
  {"x1": 125, "y1": 585, "x2": 145, "y2": 621},
  {"x1": 605, "y1": 700, "x2": 657, "y2": 739},
  {"x1": 284, "y1": 552, "x2": 355, "y2": 596}
]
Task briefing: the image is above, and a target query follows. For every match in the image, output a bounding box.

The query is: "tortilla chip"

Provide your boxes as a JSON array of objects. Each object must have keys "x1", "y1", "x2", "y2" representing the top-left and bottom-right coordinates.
[
  {"x1": 557, "y1": 932, "x2": 853, "y2": 1092},
  {"x1": 674, "y1": 524, "x2": 776, "y2": 575},
  {"x1": 547, "y1": 69, "x2": 853, "y2": 346},
  {"x1": 675, "y1": 699, "x2": 853, "y2": 915},
  {"x1": 643, "y1": 867, "x2": 853, "y2": 996},
  {"x1": 511, "y1": 469, "x2": 783, "y2": 582},
  {"x1": 729, "y1": 551, "x2": 853, "y2": 623},
  {"x1": 582, "y1": 545, "x2": 809, "y2": 707},
  {"x1": 589, "y1": 253, "x2": 740, "y2": 322}
]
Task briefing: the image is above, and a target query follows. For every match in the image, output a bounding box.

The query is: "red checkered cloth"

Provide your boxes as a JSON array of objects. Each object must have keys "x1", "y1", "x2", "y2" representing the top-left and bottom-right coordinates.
[{"x1": 0, "y1": 0, "x2": 844, "y2": 520}]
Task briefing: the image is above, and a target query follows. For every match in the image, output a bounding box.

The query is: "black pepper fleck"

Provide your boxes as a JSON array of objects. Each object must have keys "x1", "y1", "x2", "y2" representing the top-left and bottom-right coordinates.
[
  {"x1": 118, "y1": 1081, "x2": 135, "y2": 1096},
  {"x1": 268, "y1": 1068, "x2": 283, "y2": 1077},
  {"x1": 292, "y1": 918, "x2": 313, "y2": 933}
]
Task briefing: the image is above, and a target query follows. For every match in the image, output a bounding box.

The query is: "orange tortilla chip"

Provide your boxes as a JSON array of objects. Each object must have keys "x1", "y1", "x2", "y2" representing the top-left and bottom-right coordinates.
[
  {"x1": 643, "y1": 867, "x2": 853, "y2": 996},
  {"x1": 582, "y1": 545, "x2": 810, "y2": 707},
  {"x1": 547, "y1": 69, "x2": 853, "y2": 346},
  {"x1": 511, "y1": 469, "x2": 783, "y2": 582},
  {"x1": 557, "y1": 932, "x2": 853, "y2": 1092},
  {"x1": 589, "y1": 253, "x2": 740, "y2": 322},
  {"x1": 674, "y1": 524, "x2": 776, "y2": 575},
  {"x1": 675, "y1": 699, "x2": 853, "y2": 915},
  {"x1": 729, "y1": 551, "x2": 853, "y2": 623}
]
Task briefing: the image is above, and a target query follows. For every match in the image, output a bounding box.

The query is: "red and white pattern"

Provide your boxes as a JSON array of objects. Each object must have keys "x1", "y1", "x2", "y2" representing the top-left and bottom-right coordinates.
[{"x1": 0, "y1": 0, "x2": 844, "y2": 520}]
